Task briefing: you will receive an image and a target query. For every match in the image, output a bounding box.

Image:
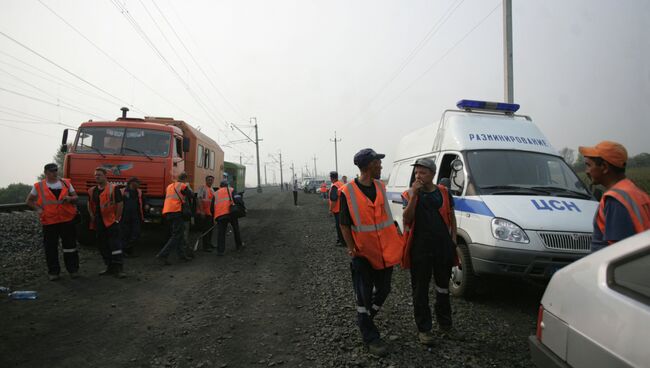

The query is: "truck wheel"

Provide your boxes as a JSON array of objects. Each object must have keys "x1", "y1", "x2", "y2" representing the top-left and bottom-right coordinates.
[{"x1": 449, "y1": 240, "x2": 476, "y2": 298}]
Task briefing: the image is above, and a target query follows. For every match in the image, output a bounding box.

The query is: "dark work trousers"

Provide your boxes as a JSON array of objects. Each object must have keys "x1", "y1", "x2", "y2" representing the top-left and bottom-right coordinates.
[
  {"x1": 120, "y1": 211, "x2": 141, "y2": 252},
  {"x1": 350, "y1": 256, "x2": 393, "y2": 343},
  {"x1": 42, "y1": 220, "x2": 79, "y2": 275},
  {"x1": 158, "y1": 213, "x2": 187, "y2": 258},
  {"x1": 216, "y1": 215, "x2": 242, "y2": 254},
  {"x1": 333, "y1": 212, "x2": 343, "y2": 244},
  {"x1": 293, "y1": 191, "x2": 298, "y2": 206},
  {"x1": 199, "y1": 215, "x2": 215, "y2": 249},
  {"x1": 96, "y1": 223, "x2": 123, "y2": 267},
  {"x1": 410, "y1": 240, "x2": 454, "y2": 332}
]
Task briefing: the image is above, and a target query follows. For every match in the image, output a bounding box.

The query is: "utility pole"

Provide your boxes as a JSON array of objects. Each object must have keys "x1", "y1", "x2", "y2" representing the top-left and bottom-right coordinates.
[
  {"x1": 290, "y1": 162, "x2": 295, "y2": 184},
  {"x1": 264, "y1": 163, "x2": 268, "y2": 186},
  {"x1": 330, "y1": 131, "x2": 342, "y2": 173},
  {"x1": 268, "y1": 151, "x2": 284, "y2": 190},
  {"x1": 312, "y1": 155, "x2": 318, "y2": 180},
  {"x1": 503, "y1": 0, "x2": 513, "y2": 103},
  {"x1": 239, "y1": 153, "x2": 242, "y2": 165},
  {"x1": 231, "y1": 118, "x2": 263, "y2": 193}
]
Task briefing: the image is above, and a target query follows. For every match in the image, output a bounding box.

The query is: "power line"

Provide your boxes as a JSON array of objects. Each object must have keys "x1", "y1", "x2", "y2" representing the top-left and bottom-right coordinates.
[
  {"x1": 0, "y1": 86, "x2": 108, "y2": 120},
  {"x1": 163, "y1": 0, "x2": 247, "y2": 121},
  {"x1": 347, "y1": 0, "x2": 466, "y2": 126},
  {"x1": 0, "y1": 122, "x2": 58, "y2": 138},
  {"x1": 109, "y1": 0, "x2": 227, "y2": 137},
  {"x1": 356, "y1": 1, "x2": 502, "y2": 126},
  {"x1": 0, "y1": 29, "x2": 148, "y2": 115},
  {"x1": 36, "y1": 0, "x2": 214, "y2": 127},
  {"x1": 0, "y1": 104, "x2": 77, "y2": 127}
]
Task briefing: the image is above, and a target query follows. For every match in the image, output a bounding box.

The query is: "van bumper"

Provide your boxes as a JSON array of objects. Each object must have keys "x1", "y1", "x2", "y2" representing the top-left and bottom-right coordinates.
[{"x1": 468, "y1": 243, "x2": 587, "y2": 279}]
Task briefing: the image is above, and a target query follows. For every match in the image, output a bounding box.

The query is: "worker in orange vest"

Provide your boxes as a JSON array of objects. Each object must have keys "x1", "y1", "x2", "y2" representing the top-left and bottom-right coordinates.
[
  {"x1": 579, "y1": 141, "x2": 650, "y2": 251},
  {"x1": 196, "y1": 175, "x2": 216, "y2": 252},
  {"x1": 88, "y1": 167, "x2": 125, "y2": 278},
  {"x1": 213, "y1": 180, "x2": 243, "y2": 256},
  {"x1": 320, "y1": 182, "x2": 328, "y2": 200},
  {"x1": 401, "y1": 158, "x2": 458, "y2": 346},
  {"x1": 26, "y1": 163, "x2": 79, "y2": 281},
  {"x1": 339, "y1": 148, "x2": 404, "y2": 357},
  {"x1": 328, "y1": 171, "x2": 344, "y2": 246},
  {"x1": 157, "y1": 172, "x2": 193, "y2": 265},
  {"x1": 120, "y1": 177, "x2": 145, "y2": 257}
]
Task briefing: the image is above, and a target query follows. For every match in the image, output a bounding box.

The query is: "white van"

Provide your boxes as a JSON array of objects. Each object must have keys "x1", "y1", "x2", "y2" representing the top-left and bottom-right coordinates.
[{"x1": 387, "y1": 100, "x2": 598, "y2": 297}]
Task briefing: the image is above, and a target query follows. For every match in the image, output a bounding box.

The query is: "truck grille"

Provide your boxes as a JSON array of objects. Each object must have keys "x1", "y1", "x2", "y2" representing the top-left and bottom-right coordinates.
[{"x1": 538, "y1": 232, "x2": 592, "y2": 252}]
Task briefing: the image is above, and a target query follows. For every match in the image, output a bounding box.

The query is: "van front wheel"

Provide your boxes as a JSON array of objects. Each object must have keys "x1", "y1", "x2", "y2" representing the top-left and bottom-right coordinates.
[{"x1": 449, "y1": 240, "x2": 476, "y2": 298}]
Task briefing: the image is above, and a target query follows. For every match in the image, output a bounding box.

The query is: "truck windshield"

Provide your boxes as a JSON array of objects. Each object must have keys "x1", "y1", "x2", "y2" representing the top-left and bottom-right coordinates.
[
  {"x1": 466, "y1": 150, "x2": 591, "y2": 198},
  {"x1": 75, "y1": 127, "x2": 171, "y2": 157}
]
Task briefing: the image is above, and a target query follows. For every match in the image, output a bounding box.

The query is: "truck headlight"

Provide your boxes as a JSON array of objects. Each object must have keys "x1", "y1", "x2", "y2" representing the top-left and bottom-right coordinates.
[{"x1": 491, "y1": 218, "x2": 529, "y2": 243}]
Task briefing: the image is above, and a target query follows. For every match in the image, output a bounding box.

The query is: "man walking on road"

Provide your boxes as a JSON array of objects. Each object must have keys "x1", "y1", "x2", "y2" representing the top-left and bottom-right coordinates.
[
  {"x1": 579, "y1": 141, "x2": 650, "y2": 251},
  {"x1": 120, "y1": 177, "x2": 145, "y2": 257},
  {"x1": 214, "y1": 180, "x2": 243, "y2": 256},
  {"x1": 157, "y1": 172, "x2": 193, "y2": 265},
  {"x1": 328, "y1": 171, "x2": 344, "y2": 246},
  {"x1": 26, "y1": 163, "x2": 80, "y2": 281},
  {"x1": 88, "y1": 167, "x2": 125, "y2": 278},
  {"x1": 339, "y1": 148, "x2": 404, "y2": 357},
  {"x1": 292, "y1": 179, "x2": 299, "y2": 206},
  {"x1": 197, "y1": 175, "x2": 216, "y2": 252},
  {"x1": 401, "y1": 158, "x2": 458, "y2": 346}
]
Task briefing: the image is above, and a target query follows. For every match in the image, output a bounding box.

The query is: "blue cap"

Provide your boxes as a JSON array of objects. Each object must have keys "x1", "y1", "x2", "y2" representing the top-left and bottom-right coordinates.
[{"x1": 353, "y1": 148, "x2": 385, "y2": 167}]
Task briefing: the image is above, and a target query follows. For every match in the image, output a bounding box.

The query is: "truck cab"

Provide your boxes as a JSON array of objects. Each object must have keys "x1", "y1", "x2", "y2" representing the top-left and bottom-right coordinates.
[
  {"x1": 61, "y1": 109, "x2": 224, "y2": 241},
  {"x1": 386, "y1": 100, "x2": 598, "y2": 297}
]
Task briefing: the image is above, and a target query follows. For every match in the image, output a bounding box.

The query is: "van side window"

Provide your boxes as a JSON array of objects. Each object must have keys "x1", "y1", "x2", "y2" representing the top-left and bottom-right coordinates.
[
  {"x1": 203, "y1": 148, "x2": 210, "y2": 169},
  {"x1": 209, "y1": 151, "x2": 215, "y2": 170},
  {"x1": 197, "y1": 145, "x2": 205, "y2": 167},
  {"x1": 439, "y1": 153, "x2": 464, "y2": 195},
  {"x1": 394, "y1": 163, "x2": 412, "y2": 188}
]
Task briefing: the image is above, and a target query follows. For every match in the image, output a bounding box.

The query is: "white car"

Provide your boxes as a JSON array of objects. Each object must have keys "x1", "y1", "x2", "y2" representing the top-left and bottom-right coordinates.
[{"x1": 529, "y1": 230, "x2": 650, "y2": 368}]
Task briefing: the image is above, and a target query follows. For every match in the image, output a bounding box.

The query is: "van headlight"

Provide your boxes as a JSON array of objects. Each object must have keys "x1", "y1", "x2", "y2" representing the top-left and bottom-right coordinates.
[{"x1": 491, "y1": 218, "x2": 529, "y2": 243}]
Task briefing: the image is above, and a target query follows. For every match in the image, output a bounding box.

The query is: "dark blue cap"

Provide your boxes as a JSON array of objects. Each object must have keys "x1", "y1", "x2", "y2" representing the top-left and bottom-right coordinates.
[{"x1": 353, "y1": 148, "x2": 385, "y2": 167}]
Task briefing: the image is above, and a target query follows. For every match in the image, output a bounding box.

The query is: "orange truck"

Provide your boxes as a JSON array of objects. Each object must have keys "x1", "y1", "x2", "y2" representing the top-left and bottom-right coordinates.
[{"x1": 61, "y1": 108, "x2": 224, "y2": 237}]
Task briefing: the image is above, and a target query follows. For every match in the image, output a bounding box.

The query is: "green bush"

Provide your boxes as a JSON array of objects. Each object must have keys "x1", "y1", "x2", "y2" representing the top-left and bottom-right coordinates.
[{"x1": 0, "y1": 183, "x2": 32, "y2": 204}]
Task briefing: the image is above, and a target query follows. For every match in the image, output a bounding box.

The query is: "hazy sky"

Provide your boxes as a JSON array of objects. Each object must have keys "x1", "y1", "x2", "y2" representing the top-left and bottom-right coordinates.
[{"x1": 1, "y1": 0, "x2": 648, "y2": 187}]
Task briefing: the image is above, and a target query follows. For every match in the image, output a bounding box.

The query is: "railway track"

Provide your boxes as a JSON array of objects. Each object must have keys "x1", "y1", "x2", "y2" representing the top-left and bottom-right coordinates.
[{"x1": 0, "y1": 203, "x2": 31, "y2": 213}]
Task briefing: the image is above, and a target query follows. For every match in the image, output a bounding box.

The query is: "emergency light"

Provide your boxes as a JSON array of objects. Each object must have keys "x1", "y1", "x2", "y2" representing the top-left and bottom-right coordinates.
[{"x1": 456, "y1": 99, "x2": 520, "y2": 113}]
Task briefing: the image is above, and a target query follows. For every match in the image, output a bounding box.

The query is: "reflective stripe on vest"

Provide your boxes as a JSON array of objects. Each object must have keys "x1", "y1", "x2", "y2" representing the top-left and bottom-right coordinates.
[
  {"x1": 35, "y1": 179, "x2": 77, "y2": 225},
  {"x1": 163, "y1": 182, "x2": 186, "y2": 215},
  {"x1": 213, "y1": 187, "x2": 233, "y2": 219},
  {"x1": 345, "y1": 180, "x2": 395, "y2": 233},
  {"x1": 597, "y1": 178, "x2": 650, "y2": 236},
  {"x1": 89, "y1": 184, "x2": 118, "y2": 228}
]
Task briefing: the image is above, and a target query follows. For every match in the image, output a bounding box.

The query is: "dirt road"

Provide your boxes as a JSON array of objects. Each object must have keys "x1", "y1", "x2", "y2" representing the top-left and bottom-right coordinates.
[{"x1": 1, "y1": 187, "x2": 542, "y2": 367}]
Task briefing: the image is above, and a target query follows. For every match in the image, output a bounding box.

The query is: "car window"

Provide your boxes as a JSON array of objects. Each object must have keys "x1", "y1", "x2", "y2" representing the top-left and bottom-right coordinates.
[
  {"x1": 394, "y1": 163, "x2": 412, "y2": 188},
  {"x1": 610, "y1": 249, "x2": 650, "y2": 306}
]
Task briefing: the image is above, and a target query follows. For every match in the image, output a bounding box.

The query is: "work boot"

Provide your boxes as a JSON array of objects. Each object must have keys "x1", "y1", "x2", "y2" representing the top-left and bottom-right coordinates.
[
  {"x1": 99, "y1": 266, "x2": 113, "y2": 276},
  {"x1": 179, "y1": 255, "x2": 192, "y2": 262},
  {"x1": 439, "y1": 326, "x2": 464, "y2": 341},
  {"x1": 69, "y1": 272, "x2": 80, "y2": 279},
  {"x1": 202, "y1": 247, "x2": 213, "y2": 253},
  {"x1": 418, "y1": 331, "x2": 435, "y2": 346},
  {"x1": 366, "y1": 339, "x2": 388, "y2": 357},
  {"x1": 114, "y1": 265, "x2": 126, "y2": 279},
  {"x1": 48, "y1": 274, "x2": 60, "y2": 281}
]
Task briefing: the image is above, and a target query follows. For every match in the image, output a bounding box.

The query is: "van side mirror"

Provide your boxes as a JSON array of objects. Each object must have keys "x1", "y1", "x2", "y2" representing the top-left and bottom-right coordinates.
[
  {"x1": 62, "y1": 129, "x2": 68, "y2": 146},
  {"x1": 451, "y1": 159, "x2": 463, "y2": 172},
  {"x1": 182, "y1": 137, "x2": 190, "y2": 153}
]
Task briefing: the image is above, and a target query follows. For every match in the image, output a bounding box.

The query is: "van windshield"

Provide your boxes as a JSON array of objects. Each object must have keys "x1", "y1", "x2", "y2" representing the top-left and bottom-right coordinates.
[
  {"x1": 466, "y1": 150, "x2": 591, "y2": 198},
  {"x1": 75, "y1": 127, "x2": 171, "y2": 157}
]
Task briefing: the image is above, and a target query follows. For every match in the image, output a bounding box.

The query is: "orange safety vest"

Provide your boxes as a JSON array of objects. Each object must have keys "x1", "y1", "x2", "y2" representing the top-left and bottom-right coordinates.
[
  {"x1": 197, "y1": 185, "x2": 215, "y2": 216},
  {"x1": 213, "y1": 187, "x2": 234, "y2": 220},
  {"x1": 88, "y1": 184, "x2": 119, "y2": 229},
  {"x1": 120, "y1": 187, "x2": 144, "y2": 220},
  {"x1": 596, "y1": 178, "x2": 650, "y2": 241},
  {"x1": 340, "y1": 180, "x2": 404, "y2": 270},
  {"x1": 34, "y1": 179, "x2": 77, "y2": 225},
  {"x1": 400, "y1": 185, "x2": 453, "y2": 269},
  {"x1": 162, "y1": 182, "x2": 187, "y2": 215},
  {"x1": 329, "y1": 180, "x2": 344, "y2": 213},
  {"x1": 320, "y1": 183, "x2": 327, "y2": 193}
]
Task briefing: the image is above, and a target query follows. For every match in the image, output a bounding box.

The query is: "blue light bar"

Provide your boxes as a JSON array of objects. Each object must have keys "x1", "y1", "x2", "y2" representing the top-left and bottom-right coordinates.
[{"x1": 456, "y1": 99, "x2": 520, "y2": 113}]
